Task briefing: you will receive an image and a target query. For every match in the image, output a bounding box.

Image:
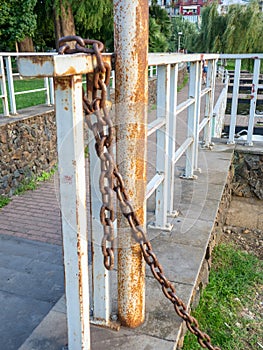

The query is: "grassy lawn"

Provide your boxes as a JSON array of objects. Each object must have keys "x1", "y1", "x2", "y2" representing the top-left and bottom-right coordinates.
[
  {"x1": 0, "y1": 78, "x2": 47, "y2": 114},
  {"x1": 182, "y1": 243, "x2": 263, "y2": 350}
]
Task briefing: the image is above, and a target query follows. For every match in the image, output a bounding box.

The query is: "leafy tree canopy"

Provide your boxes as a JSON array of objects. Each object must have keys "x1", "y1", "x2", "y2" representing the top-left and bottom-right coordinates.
[
  {"x1": 0, "y1": 0, "x2": 37, "y2": 50},
  {"x1": 169, "y1": 16, "x2": 199, "y2": 53}
]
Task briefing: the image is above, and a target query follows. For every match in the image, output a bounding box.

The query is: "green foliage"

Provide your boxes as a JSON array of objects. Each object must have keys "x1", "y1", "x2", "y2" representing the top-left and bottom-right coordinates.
[
  {"x1": 0, "y1": 0, "x2": 37, "y2": 51},
  {"x1": 195, "y1": 2, "x2": 227, "y2": 53},
  {"x1": 195, "y1": 0, "x2": 263, "y2": 54},
  {"x1": 149, "y1": 0, "x2": 172, "y2": 52},
  {"x1": 34, "y1": 0, "x2": 55, "y2": 51},
  {"x1": 149, "y1": 17, "x2": 169, "y2": 53},
  {"x1": 72, "y1": 0, "x2": 114, "y2": 51},
  {"x1": 223, "y1": 0, "x2": 263, "y2": 54},
  {"x1": 14, "y1": 166, "x2": 57, "y2": 196},
  {"x1": 182, "y1": 243, "x2": 263, "y2": 349},
  {"x1": 169, "y1": 16, "x2": 198, "y2": 53},
  {"x1": 0, "y1": 196, "x2": 11, "y2": 209}
]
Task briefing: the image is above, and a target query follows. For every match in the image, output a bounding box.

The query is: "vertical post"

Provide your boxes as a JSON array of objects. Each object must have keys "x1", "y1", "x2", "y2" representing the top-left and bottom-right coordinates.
[
  {"x1": 167, "y1": 63, "x2": 178, "y2": 215},
  {"x1": 154, "y1": 64, "x2": 172, "y2": 230},
  {"x1": 49, "y1": 78, "x2": 55, "y2": 105},
  {"x1": 203, "y1": 59, "x2": 217, "y2": 147},
  {"x1": 0, "y1": 56, "x2": 10, "y2": 116},
  {"x1": 113, "y1": 0, "x2": 148, "y2": 328},
  {"x1": 89, "y1": 128, "x2": 111, "y2": 324},
  {"x1": 44, "y1": 77, "x2": 51, "y2": 106},
  {"x1": 5, "y1": 56, "x2": 16, "y2": 114},
  {"x1": 54, "y1": 74, "x2": 90, "y2": 350},
  {"x1": 228, "y1": 59, "x2": 241, "y2": 144},
  {"x1": 185, "y1": 61, "x2": 198, "y2": 178},
  {"x1": 193, "y1": 60, "x2": 202, "y2": 171},
  {"x1": 247, "y1": 59, "x2": 260, "y2": 146}
]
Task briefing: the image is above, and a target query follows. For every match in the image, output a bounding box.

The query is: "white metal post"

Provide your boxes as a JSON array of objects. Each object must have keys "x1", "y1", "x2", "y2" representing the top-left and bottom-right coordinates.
[
  {"x1": 154, "y1": 64, "x2": 172, "y2": 230},
  {"x1": 167, "y1": 63, "x2": 179, "y2": 216},
  {"x1": 203, "y1": 59, "x2": 217, "y2": 147},
  {"x1": 4, "y1": 56, "x2": 16, "y2": 114},
  {"x1": 49, "y1": 78, "x2": 55, "y2": 105},
  {"x1": 0, "y1": 56, "x2": 10, "y2": 116},
  {"x1": 193, "y1": 60, "x2": 202, "y2": 171},
  {"x1": 228, "y1": 59, "x2": 241, "y2": 144},
  {"x1": 54, "y1": 74, "x2": 90, "y2": 350},
  {"x1": 185, "y1": 61, "x2": 198, "y2": 178},
  {"x1": 44, "y1": 77, "x2": 51, "y2": 105},
  {"x1": 88, "y1": 128, "x2": 111, "y2": 325},
  {"x1": 247, "y1": 59, "x2": 260, "y2": 145}
]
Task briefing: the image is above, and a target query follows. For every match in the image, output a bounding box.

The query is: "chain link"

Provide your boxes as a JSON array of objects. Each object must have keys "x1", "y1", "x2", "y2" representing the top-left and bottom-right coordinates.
[{"x1": 58, "y1": 36, "x2": 221, "y2": 350}]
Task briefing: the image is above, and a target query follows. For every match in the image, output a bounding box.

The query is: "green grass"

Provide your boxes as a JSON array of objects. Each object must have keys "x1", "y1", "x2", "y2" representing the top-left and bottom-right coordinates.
[
  {"x1": 0, "y1": 78, "x2": 46, "y2": 114},
  {"x1": 0, "y1": 196, "x2": 11, "y2": 208},
  {"x1": 13, "y1": 166, "x2": 57, "y2": 196},
  {"x1": 182, "y1": 243, "x2": 263, "y2": 350},
  {"x1": 178, "y1": 75, "x2": 188, "y2": 92}
]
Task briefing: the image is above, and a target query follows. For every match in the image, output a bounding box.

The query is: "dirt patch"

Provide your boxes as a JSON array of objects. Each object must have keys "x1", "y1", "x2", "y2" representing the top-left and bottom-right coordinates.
[{"x1": 222, "y1": 225, "x2": 263, "y2": 260}]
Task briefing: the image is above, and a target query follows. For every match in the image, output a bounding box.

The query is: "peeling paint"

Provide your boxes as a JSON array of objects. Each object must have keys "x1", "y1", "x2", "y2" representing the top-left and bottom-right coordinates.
[{"x1": 114, "y1": 0, "x2": 148, "y2": 328}]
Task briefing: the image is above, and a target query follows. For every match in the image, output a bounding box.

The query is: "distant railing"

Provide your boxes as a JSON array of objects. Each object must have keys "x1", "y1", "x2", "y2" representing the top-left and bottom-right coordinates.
[
  {"x1": 147, "y1": 53, "x2": 218, "y2": 229},
  {"x1": 0, "y1": 53, "x2": 54, "y2": 115},
  {"x1": 0, "y1": 53, "x2": 119, "y2": 116},
  {"x1": 220, "y1": 54, "x2": 263, "y2": 145}
]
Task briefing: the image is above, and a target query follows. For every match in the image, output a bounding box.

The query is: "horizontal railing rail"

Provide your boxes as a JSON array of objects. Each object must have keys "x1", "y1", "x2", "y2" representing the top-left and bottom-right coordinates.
[{"x1": 0, "y1": 53, "x2": 54, "y2": 115}]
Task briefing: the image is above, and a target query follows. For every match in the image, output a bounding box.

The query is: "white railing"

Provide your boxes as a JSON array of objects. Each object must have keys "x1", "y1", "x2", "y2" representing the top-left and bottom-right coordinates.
[
  {"x1": 147, "y1": 53, "x2": 218, "y2": 229},
  {"x1": 0, "y1": 53, "x2": 54, "y2": 116},
  {"x1": 220, "y1": 54, "x2": 263, "y2": 145},
  {"x1": 17, "y1": 50, "x2": 263, "y2": 349}
]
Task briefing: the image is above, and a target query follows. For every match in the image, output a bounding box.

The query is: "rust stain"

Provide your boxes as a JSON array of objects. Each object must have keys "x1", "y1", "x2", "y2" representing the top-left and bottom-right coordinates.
[
  {"x1": 54, "y1": 77, "x2": 72, "y2": 90},
  {"x1": 30, "y1": 55, "x2": 52, "y2": 67},
  {"x1": 118, "y1": 242, "x2": 145, "y2": 328},
  {"x1": 114, "y1": 0, "x2": 148, "y2": 329}
]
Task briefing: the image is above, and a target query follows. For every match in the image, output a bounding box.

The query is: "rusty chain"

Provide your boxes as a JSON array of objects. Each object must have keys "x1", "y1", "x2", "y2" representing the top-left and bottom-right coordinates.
[{"x1": 58, "y1": 36, "x2": 221, "y2": 350}]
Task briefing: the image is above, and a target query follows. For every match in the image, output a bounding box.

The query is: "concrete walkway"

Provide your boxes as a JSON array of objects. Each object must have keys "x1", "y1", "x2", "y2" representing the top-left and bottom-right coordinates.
[{"x1": 0, "y1": 79, "x2": 236, "y2": 350}]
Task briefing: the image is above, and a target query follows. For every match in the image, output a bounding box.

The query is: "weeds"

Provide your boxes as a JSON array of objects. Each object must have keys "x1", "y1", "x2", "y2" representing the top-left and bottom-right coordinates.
[
  {"x1": 182, "y1": 243, "x2": 263, "y2": 350},
  {"x1": 0, "y1": 166, "x2": 57, "y2": 208}
]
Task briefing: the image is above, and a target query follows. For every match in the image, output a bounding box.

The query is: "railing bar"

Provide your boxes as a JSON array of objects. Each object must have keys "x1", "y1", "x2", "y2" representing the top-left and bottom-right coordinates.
[
  {"x1": 147, "y1": 117, "x2": 166, "y2": 137},
  {"x1": 176, "y1": 97, "x2": 195, "y2": 114},
  {"x1": 200, "y1": 87, "x2": 212, "y2": 97},
  {"x1": 228, "y1": 59, "x2": 241, "y2": 143},
  {"x1": 172, "y1": 136, "x2": 194, "y2": 165},
  {"x1": 146, "y1": 173, "x2": 165, "y2": 200},
  {"x1": 198, "y1": 117, "x2": 209, "y2": 134},
  {"x1": 15, "y1": 88, "x2": 47, "y2": 95}
]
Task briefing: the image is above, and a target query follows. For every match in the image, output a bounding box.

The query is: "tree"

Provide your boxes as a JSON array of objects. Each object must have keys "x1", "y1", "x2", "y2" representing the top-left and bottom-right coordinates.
[
  {"x1": 169, "y1": 16, "x2": 198, "y2": 53},
  {"x1": 223, "y1": 0, "x2": 263, "y2": 53},
  {"x1": 34, "y1": 0, "x2": 55, "y2": 51},
  {"x1": 0, "y1": 0, "x2": 37, "y2": 51},
  {"x1": 149, "y1": 0, "x2": 172, "y2": 52},
  {"x1": 195, "y1": 2, "x2": 227, "y2": 53}
]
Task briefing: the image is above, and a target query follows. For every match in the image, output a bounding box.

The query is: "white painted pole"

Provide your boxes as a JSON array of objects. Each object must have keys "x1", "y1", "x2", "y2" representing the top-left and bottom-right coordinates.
[{"x1": 54, "y1": 74, "x2": 90, "y2": 350}]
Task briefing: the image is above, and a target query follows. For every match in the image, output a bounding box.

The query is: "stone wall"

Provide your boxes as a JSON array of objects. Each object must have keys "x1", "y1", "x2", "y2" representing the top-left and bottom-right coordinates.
[
  {"x1": 0, "y1": 111, "x2": 57, "y2": 196},
  {"x1": 232, "y1": 150, "x2": 263, "y2": 200}
]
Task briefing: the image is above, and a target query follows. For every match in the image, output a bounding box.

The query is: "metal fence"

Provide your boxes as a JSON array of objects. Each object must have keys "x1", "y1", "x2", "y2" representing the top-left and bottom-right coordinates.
[
  {"x1": 0, "y1": 53, "x2": 54, "y2": 115},
  {"x1": 8, "y1": 50, "x2": 263, "y2": 349}
]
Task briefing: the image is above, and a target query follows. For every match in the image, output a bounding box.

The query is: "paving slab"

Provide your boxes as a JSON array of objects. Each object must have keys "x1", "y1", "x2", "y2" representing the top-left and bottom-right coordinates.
[{"x1": 0, "y1": 234, "x2": 64, "y2": 350}]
